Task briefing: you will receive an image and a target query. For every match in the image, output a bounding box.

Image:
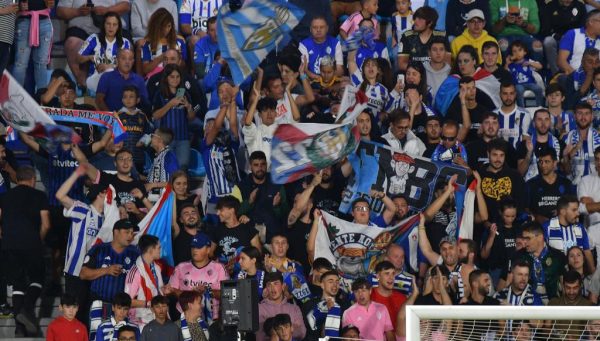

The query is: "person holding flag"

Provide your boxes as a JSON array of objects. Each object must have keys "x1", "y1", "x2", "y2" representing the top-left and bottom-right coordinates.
[
  {"x1": 265, "y1": 234, "x2": 312, "y2": 304},
  {"x1": 56, "y1": 164, "x2": 107, "y2": 326}
]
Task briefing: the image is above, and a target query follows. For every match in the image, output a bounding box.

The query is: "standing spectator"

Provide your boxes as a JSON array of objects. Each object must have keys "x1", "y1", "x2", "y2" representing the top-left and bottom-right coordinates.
[
  {"x1": 424, "y1": 37, "x2": 451, "y2": 101},
  {"x1": 0, "y1": 0, "x2": 17, "y2": 73},
  {"x1": 175, "y1": 291, "x2": 209, "y2": 341},
  {"x1": 414, "y1": 266, "x2": 453, "y2": 306},
  {"x1": 562, "y1": 102, "x2": 600, "y2": 185},
  {"x1": 461, "y1": 270, "x2": 500, "y2": 305},
  {"x1": 516, "y1": 109, "x2": 562, "y2": 181},
  {"x1": 299, "y1": 16, "x2": 344, "y2": 79},
  {"x1": 390, "y1": 0, "x2": 414, "y2": 53},
  {"x1": 79, "y1": 219, "x2": 139, "y2": 339},
  {"x1": 423, "y1": 116, "x2": 442, "y2": 158},
  {"x1": 341, "y1": 277, "x2": 395, "y2": 341},
  {"x1": 257, "y1": 271, "x2": 306, "y2": 341},
  {"x1": 236, "y1": 246, "x2": 266, "y2": 298},
  {"x1": 12, "y1": 0, "x2": 53, "y2": 90},
  {"x1": 130, "y1": 0, "x2": 178, "y2": 42},
  {"x1": 0, "y1": 166, "x2": 50, "y2": 336},
  {"x1": 557, "y1": 10, "x2": 600, "y2": 75},
  {"x1": 179, "y1": 0, "x2": 222, "y2": 45},
  {"x1": 56, "y1": 0, "x2": 130, "y2": 90},
  {"x1": 46, "y1": 293, "x2": 88, "y2": 341},
  {"x1": 339, "y1": 0, "x2": 379, "y2": 40},
  {"x1": 146, "y1": 127, "x2": 179, "y2": 188},
  {"x1": 450, "y1": 10, "x2": 499, "y2": 64},
  {"x1": 490, "y1": 0, "x2": 542, "y2": 62},
  {"x1": 140, "y1": 295, "x2": 183, "y2": 341},
  {"x1": 95, "y1": 293, "x2": 140, "y2": 341},
  {"x1": 382, "y1": 109, "x2": 426, "y2": 156},
  {"x1": 331, "y1": 0, "x2": 361, "y2": 35},
  {"x1": 481, "y1": 41, "x2": 513, "y2": 84},
  {"x1": 398, "y1": 6, "x2": 450, "y2": 71},
  {"x1": 370, "y1": 261, "x2": 407, "y2": 330},
  {"x1": 545, "y1": 83, "x2": 576, "y2": 137},
  {"x1": 545, "y1": 270, "x2": 593, "y2": 339},
  {"x1": 445, "y1": 76, "x2": 484, "y2": 143},
  {"x1": 77, "y1": 12, "x2": 132, "y2": 93},
  {"x1": 139, "y1": 8, "x2": 186, "y2": 78},
  {"x1": 493, "y1": 82, "x2": 531, "y2": 149},
  {"x1": 173, "y1": 203, "x2": 203, "y2": 265},
  {"x1": 445, "y1": 0, "x2": 491, "y2": 39},
  {"x1": 540, "y1": 0, "x2": 586, "y2": 75},
  {"x1": 193, "y1": 16, "x2": 218, "y2": 81},
  {"x1": 243, "y1": 94, "x2": 278, "y2": 166},
  {"x1": 117, "y1": 85, "x2": 153, "y2": 173},
  {"x1": 96, "y1": 49, "x2": 149, "y2": 112},
  {"x1": 124, "y1": 235, "x2": 164, "y2": 328}
]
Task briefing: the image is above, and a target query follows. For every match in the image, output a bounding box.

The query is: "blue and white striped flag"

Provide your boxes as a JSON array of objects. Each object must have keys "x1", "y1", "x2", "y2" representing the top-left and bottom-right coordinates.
[{"x1": 216, "y1": 0, "x2": 305, "y2": 85}]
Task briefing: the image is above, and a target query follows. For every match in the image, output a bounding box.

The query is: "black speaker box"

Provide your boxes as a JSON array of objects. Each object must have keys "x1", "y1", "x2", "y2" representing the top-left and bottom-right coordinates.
[{"x1": 220, "y1": 279, "x2": 259, "y2": 332}]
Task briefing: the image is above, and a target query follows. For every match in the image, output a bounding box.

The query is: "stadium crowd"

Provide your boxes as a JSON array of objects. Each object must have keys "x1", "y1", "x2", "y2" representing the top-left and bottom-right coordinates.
[{"x1": 2, "y1": 0, "x2": 600, "y2": 339}]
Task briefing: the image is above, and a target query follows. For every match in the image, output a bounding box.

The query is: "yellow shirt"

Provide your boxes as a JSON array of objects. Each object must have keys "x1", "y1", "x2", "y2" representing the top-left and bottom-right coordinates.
[{"x1": 450, "y1": 29, "x2": 502, "y2": 64}]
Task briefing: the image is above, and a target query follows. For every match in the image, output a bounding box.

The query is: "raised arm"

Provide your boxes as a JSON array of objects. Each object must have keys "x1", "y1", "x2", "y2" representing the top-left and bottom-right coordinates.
[
  {"x1": 417, "y1": 213, "x2": 441, "y2": 266},
  {"x1": 55, "y1": 165, "x2": 87, "y2": 209},
  {"x1": 288, "y1": 173, "x2": 320, "y2": 226},
  {"x1": 306, "y1": 209, "x2": 321, "y2": 263},
  {"x1": 457, "y1": 86, "x2": 471, "y2": 143},
  {"x1": 423, "y1": 175, "x2": 457, "y2": 221},
  {"x1": 18, "y1": 132, "x2": 40, "y2": 153},
  {"x1": 473, "y1": 171, "x2": 488, "y2": 223}
]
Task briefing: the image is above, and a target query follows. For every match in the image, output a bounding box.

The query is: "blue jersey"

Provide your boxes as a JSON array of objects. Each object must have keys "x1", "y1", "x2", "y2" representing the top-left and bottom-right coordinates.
[
  {"x1": 508, "y1": 61, "x2": 536, "y2": 85},
  {"x1": 79, "y1": 34, "x2": 131, "y2": 76},
  {"x1": 355, "y1": 42, "x2": 388, "y2": 70},
  {"x1": 118, "y1": 109, "x2": 153, "y2": 165},
  {"x1": 141, "y1": 37, "x2": 187, "y2": 63},
  {"x1": 581, "y1": 90, "x2": 600, "y2": 129},
  {"x1": 42, "y1": 147, "x2": 84, "y2": 207},
  {"x1": 179, "y1": 0, "x2": 223, "y2": 34},
  {"x1": 152, "y1": 92, "x2": 190, "y2": 141},
  {"x1": 193, "y1": 36, "x2": 219, "y2": 76},
  {"x1": 431, "y1": 142, "x2": 468, "y2": 164},
  {"x1": 95, "y1": 317, "x2": 140, "y2": 341},
  {"x1": 391, "y1": 13, "x2": 413, "y2": 44},
  {"x1": 83, "y1": 243, "x2": 140, "y2": 302},
  {"x1": 351, "y1": 71, "x2": 399, "y2": 117},
  {"x1": 200, "y1": 136, "x2": 240, "y2": 202},
  {"x1": 298, "y1": 36, "x2": 342, "y2": 75},
  {"x1": 559, "y1": 27, "x2": 600, "y2": 70},
  {"x1": 494, "y1": 106, "x2": 531, "y2": 149},
  {"x1": 543, "y1": 217, "x2": 590, "y2": 254}
]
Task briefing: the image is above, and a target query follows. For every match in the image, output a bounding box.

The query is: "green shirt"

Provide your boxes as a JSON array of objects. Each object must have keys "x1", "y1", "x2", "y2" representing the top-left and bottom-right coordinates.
[
  {"x1": 518, "y1": 247, "x2": 565, "y2": 301},
  {"x1": 490, "y1": 0, "x2": 540, "y2": 36}
]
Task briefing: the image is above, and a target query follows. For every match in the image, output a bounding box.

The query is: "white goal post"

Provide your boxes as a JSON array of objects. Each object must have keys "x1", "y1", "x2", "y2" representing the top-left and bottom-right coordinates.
[{"x1": 406, "y1": 305, "x2": 600, "y2": 341}]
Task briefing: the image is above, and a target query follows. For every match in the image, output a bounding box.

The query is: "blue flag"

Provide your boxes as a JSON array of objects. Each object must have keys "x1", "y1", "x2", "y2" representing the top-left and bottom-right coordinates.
[
  {"x1": 217, "y1": 0, "x2": 305, "y2": 85},
  {"x1": 135, "y1": 185, "x2": 175, "y2": 267}
]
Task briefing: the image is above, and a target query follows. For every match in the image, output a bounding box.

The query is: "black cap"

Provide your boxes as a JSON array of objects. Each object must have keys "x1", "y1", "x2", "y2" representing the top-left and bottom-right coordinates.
[{"x1": 113, "y1": 219, "x2": 137, "y2": 231}]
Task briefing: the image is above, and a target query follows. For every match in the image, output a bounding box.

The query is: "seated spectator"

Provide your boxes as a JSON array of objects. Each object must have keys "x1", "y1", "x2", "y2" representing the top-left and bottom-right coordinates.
[
  {"x1": 37, "y1": 68, "x2": 74, "y2": 107},
  {"x1": 193, "y1": 16, "x2": 218, "y2": 82},
  {"x1": 339, "y1": 0, "x2": 379, "y2": 40},
  {"x1": 151, "y1": 64, "x2": 195, "y2": 170},
  {"x1": 341, "y1": 277, "x2": 395, "y2": 341},
  {"x1": 146, "y1": 127, "x2": 179, "y2": 189},
  {"x1": 130, "y1": 0, "x2": 178, "y2": 42},
  {"x1": 480, "y1": 41, "x2": 512, "y2": 84},
  {"x1": 489, "y1": 0, "x2": 542, "y2": 62},
  {"x1": 493, "y1": 82, "x2": 531, "y2": 149},
  {"x1": 179, "y1": 0, "x2": 223, "y2": 47},
  {"x1": 139, "y1": 8, "x2": 187, "y2": 78},
  {"x1": 397, "y1": 6, "x2": 450, "y2": 71},
  {"x1": 96, "y1": 49, "x2": 149, "y2": 112},
  {"x1": 560, "y1": 48, "x2": 600, "y2": 111},
  {"x1": 208, "y1": 196, "x2": 262, "y2": 271},
  {"x1": 77, "y1": 12, "x2": 132, "y2": 93},
  {"x1": 118, "y1": 86, "x2": 152, "y2": 173},
  {"x1": 124, "y1": 235, "x2": 164, "y2": 328},
  {"x1": 414, "y1": 265, "x2": 453, "y2": 305},
  {"x1": 175, "y1": 291, "x2": 209, "y2": 341},
  {"x1": 390, "y1": 0, "x2": 413, "y2": 49},
  {"x1": 382, "y1": 109, "x2": 426, "y2": 156},
  {"x1": 46, "y1": 293, "x2": 88, "y2": 341},
  {"x1": 95, "y1": 293, "x2": 140, "y2": 341},
  {"x1": 546, "y1": 270, "x2": 593, "y2": 339},
  {"x1": 164, "y1": 232, "x2": 228, "y2": 324},
  {"x1": 545, "y1": 83, "x2": 575, "y2": 138},
  {"x1": 424, "y1": 36, "x2": 451, "y2": 101},
  {"x1": 539, "y1": 0, "x2": 586, "y2": 75},
  {"x1": 562, "y1": 102, "x2": 600, "y2": 185},
  {"x1": 506, "y1": 40, "x2": 544, "y2": 107},
  {"x1": 299, "y1": 16, "x2": 344, "y2": 79},
  {"x1": 494, "y1": 260, "x2": 543, "y2": 305},
  {"x1": 450, "y1": 10, "x2": 500, "y2": 65},
  {"x1": 558, "y1": 10, "x2": 600, "y2": 75},
  {"x1": 565, "y1": 246, "x2": 600, "y2": 304},
  {"x1": 277, "y1": 53, "x2": 316, "y2": 109},
  {"x1": 236, "y1": 246, "x2": 266, "y2": 298},
  {"x1": 139, "y1": 295, "x2": 183, "y2": 340},
  {"x1": 57, "y1": 0, "x2": 130, "y2": 90},
  {"x1": 445, "y1": 0, "x2": 491, "y2": 39},
  {"x1": 257, "y1": 271, "x2": 306, "y2": 341},
  {"x1": 516, "y1": 109, "x2": 561, "y2": 181},
  {"x1": 12, "y1": 0, "x2": 53, "y2": 91}
]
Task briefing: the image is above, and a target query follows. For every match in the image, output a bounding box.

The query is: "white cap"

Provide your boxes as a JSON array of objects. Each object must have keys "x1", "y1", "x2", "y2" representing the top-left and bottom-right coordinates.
[{"x1": 465, "y1": 9, "x2": 485, "y2": 21}]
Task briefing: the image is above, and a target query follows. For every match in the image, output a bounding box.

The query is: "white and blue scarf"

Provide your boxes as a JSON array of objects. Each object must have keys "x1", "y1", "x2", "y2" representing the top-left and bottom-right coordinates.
[{"x1": 180, "y1": 314, "x2": 209, "y2": 341}]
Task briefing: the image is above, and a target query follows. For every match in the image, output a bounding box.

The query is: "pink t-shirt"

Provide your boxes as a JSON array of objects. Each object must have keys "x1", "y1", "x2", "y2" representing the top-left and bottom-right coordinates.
[
  {"x1": 340, "y1": 11, "x2": 379, "y2": 37},
  {"x1": 169, "y1": 261, "x2": 229, "y2": 318},
  {"x1": 342, "y1": 301, "x2": 394, "y2": 340}
]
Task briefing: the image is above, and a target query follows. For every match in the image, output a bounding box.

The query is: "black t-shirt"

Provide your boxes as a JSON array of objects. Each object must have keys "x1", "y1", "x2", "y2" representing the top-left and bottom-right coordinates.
[
  {"x1": 516, "y1": 139, "x2": 564, "y2": 165},
  {"x1": 446, "y1": 101, "x2": 490, "y2": 143},
  {"x1": 466, "y1": 139, "x2": 518, "y2": 172},
  {"x1": 176, "y1": 194, "x2": 204, "y2": 222},
  {"x1": 525, "y1": 175, "x2": 575, "y2": 220},
  {"x1": 490, "y1": 65, "x2": 513, "y2": 84},
  {"x1": 399, "y1": 30, "x2": 450, "y2": 64},
  {"x1": 414, "y1": 293, "x2": 442, "y2": 305},
  {"x1": 311, "y1": 175, "x2": 346, "y2": 217},
  {"x1": 208, "y1": 222, "x2": 258, "y2": 265},
  {"x1": 480, "y1": 167, "x2": 526, "y2": 221},
  {"x1": 98, "y1": 172, "x2": 147, "y2": 207},
  {"x1": 172, "y1": 229, "x2": 195, "y2": 266},
  {"x1": 423, "y1": 141, "x2": 439, "y2": 158},
  {"x1": 483, "y1": 223, "x2": 521, "y2": 272},
  {"x1": 0, "y1": 185, "x2": 49, "y2": 250},
  {"x1": 286, "y1": 220, "x2": 311, "y2": 277}
]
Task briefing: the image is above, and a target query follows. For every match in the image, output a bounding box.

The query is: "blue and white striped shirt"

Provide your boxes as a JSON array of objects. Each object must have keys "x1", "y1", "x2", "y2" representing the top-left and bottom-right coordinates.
[
  {"x1": 494, "y1": 106, "x2": 531, "y2": 149},
  {"x1": 543, "y1": 217, "x2": 590, "y2": 254},
  {"x1": 200, "y1": 136, "x2": 240, "y2": 202},
  {"x1": 179, "y1": 0, "x2": 223, "y2": 34},
  {"x1": 64, "y1": 201, "x2": 103, "y2": 276},
  {"x1": 79, "y1": 34, "x2": 131, "y2": 76},
  {"x1": 95, "y1": 317, "x2": 140, "y2": 341},
  {"x1": 562, "y1": 127, "x2": 600, "y2": 185}
]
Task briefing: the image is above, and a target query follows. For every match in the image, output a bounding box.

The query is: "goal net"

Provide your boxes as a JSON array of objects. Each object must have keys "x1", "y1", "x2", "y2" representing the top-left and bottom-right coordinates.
[{"x1": 406, "y1": 305, "x2": 600, "y2": 341}]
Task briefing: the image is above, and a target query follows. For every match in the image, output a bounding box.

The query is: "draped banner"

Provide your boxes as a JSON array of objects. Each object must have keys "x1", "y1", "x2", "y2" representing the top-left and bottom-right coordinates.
[
  {"x1": 43, "y1": 106, "x2": 127, "y2": 143},
  {"x1": 0, "y1": 70, "x2": 80, "y2": 149},
  {"x1": 217, "y1": 0, "x2": 305, "y2": 85},
  {"x1": 135, "y1": 185, "x2": 175, "y2": 267},
  {"x1": 339, "y1": 140, "x2": 468, "y2": 217}
]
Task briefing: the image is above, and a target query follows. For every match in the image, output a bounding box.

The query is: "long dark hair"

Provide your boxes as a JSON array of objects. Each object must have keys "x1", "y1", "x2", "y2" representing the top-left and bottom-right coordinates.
[
  {"x1": 241, "y1": 246, "x2": 264, "y2": 270},
  {"x1": 451, "y1": 45, "x2": 479, "y2": 75},
  {"x1": 146, "y1": 8, "x2": 177, "y2": 53},
  {"x1": 359, "y1": 57, "x2": 381, "y2": 93},
  {"x1": 159, "y1": 64, "x2": 183, "y2": 98},
  {"x1": 406, "y1": 61, "x2": 428, "y2": 96},
  {"x1": 99, "y1": 12, "x2": 124, "y2": 52}
]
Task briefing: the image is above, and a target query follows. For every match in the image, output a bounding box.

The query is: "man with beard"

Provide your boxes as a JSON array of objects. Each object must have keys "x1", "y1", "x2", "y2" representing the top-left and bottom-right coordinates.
[
  {"x1": 480, "y1": 138, "x2": 526, "y2": 222},
  {"x1": 517, "y1": 109, "x2": 563, "y2": 181},
  {"x1": 235, "y1": 151, "x2": 287, "y2": 242},
  {"x1": 302, "y1": 270, "x2": 350, "y2": 341},
  {"x1": 466, "y1": 111, "x2": 517, "y2": 171},
  {"x1": 546, "y1": 270, "x2": 593, "y2": 340},
  {"x1": 368, "y1": 244, "x2": 415, "y2": 296},
  {"x1": 562, "y1": 102, "x2": 600, "y2": 185},
  {"x1": 423, "y1": 116, "x2": 442, "y2": 158},
  {"x1": 526, "y1": 148, "x2": 575, "y2": 224},
  {"x1": 494, "y1": 261, "x2": 542, "y2": 306},
  {"x1": 460, "y1": 270, "x2": 502, "y2": 340},
  {"x1": 493, "y1": 82, "x2": 531, "y2": 149},
  {"x1": 289, "y1": 167, "x2": 346, "y2": 219},
  {"x1": 172, "y1": 204, "x2": 204, "y2": 265}
]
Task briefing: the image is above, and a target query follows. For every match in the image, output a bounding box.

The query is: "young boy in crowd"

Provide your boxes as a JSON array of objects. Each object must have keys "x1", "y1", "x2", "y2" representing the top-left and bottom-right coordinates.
[
  {"x1": 273, "y1": 314, "x2": 296, "y2": 341},
  {"x1": 46, "y1": 293, "x2": 88, "y2": 341},
  {"x1": 505, "y1": 41, "x2": 544, "y2": 108},
  {"x1": 118, "y1": 85, "x2": 153, "y2": 174},
  {"x1": 391, "y1": 0, "x2": 413, "y2": 47},
  {"x1": 545, "y1": 83, "x2": 575, "y2": 138},
  {"x1": 340, "y1": 0, "x2": 380, "y2": 40},
  {"x1": 146, "y1": 127, "x2": 179, "y2": 188},
  {"x1": 95, "y1": 293, "x2": 140, "y2": 341},
  {"x1": 581, "y1": 68, "x2": 600, "y2": 129}
]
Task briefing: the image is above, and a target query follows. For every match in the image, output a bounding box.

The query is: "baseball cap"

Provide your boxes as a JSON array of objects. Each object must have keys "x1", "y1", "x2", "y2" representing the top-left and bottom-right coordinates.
[
  {"x1": 439, "y1": 235, "x2": 457, "y2": 247},
  {"x1": 113, "y1": 219, "x2": 137, "y2": 231},
  {"x1": 465, "y1": 9, "x2": 485, "y2": 21},
  {"x1": 191, "y1": 232, "x2": 211, "y2": 248}
]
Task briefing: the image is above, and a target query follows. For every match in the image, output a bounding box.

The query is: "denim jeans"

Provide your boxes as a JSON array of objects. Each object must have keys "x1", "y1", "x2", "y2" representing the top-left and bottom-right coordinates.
[
  {"x1": 515, "y1": 83, "x2": 544, "y2": 107},
  {"x1": 12, "y1": 17, "x2": 52, "y2": 90},
  {"x1": 0, "y1": 42, "x2": 11, "y2": 74},
  {"x1": 170, "y1": 139, "x2": 191, "y2": 170}
]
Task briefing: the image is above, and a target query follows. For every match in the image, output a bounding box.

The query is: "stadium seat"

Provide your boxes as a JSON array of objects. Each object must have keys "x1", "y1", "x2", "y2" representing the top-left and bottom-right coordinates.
[
  {"x1": 523, "y1": 71, "x2": 546, "y2": 108},
  {"x1": 188, "y1": 148, "x2": 206, "y2": 177}
]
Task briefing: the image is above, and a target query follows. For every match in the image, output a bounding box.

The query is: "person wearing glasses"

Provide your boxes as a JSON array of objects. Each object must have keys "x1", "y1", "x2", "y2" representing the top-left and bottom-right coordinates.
[
  {"x1": 450, "y1": 10, "x2": 499, "y2": 65},
  {"x1": 382, "y1": 109, "x2": 426, "y2": 157},
  {"x1": 116, "y1": 325, "x2": 139, "y2": 341},
  {"x1": 431, "y1": 121, "x2": 469, "y2": 169}
]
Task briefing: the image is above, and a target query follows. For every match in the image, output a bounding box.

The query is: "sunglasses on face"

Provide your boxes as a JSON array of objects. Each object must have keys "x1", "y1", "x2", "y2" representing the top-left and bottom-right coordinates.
[
  {"x1": 353, "y1": 206, "x2": 369, "y2": 212},
  {"x1": 441, "y1": 136, "x2": 457, "y2": 141}
]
